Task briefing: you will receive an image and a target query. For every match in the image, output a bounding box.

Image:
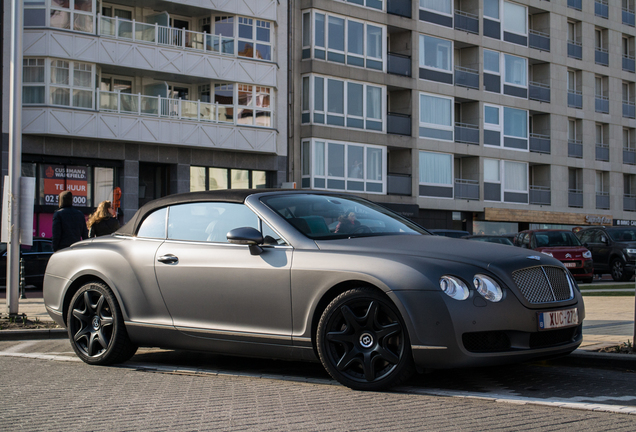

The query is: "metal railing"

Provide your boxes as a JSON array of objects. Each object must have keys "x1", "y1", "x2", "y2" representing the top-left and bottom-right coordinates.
[
  {"x1": 530, "y1": 185, "x2": 551, "y2": 205},
  {"x1": 454, "y1": 122, "x2": 479, "y2": 144},
  {"x1": 454, "y1": 66, "x2": 479, "y2": 89},
  {"x1": 568, "y1": 139, "x2": 583, "y2": 158},
  {"x1": 529, "y1": 133, "x2": 551, "y2": 153},
  {"x1": 529, "y1": 81, "x2": 550, "y2": 102},
  {"x1": 99, "y1": 15, "x2": 236, "y2": 56},
  {"x1": 454, "y1": 179, "x2": 479, "y2": 200},
  {"x1": 529, "y1": 29, "x2": 550, "y2": 51},
  {"x1": 624, "y1": 194, "x2": 636, "y2": 211},
  {"x1": 624, "y1": 147, "x2": 636, "y2": 164},
  {"x1": 623, "y1": 7, "x2": 636, "y2": 26},
  {"x1": 596, "y1": 143, "x2": 610, "y2": 161},
  {"x1": 454, "y1": 10, "x2": 479, "y2": 34},
  {"x1": 568, "y1": 189, "x2": 583, "y2": 208}
]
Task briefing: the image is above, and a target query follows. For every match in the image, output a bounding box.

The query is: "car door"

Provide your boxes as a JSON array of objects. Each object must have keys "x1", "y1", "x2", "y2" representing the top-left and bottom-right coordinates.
[{"x1": 154, "y1": 202, "x2": 293, "y2": 343}]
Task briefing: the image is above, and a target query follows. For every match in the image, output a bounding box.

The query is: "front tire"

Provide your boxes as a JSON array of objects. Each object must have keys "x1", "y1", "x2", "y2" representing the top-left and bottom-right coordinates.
[
  {"x1": 67, "y1": 281, "x2": 137, "y2": 365},
  {"x1": 610, "y1": 258, "x2": 633, "y2": 282},
  {"x1": 316, "y1": 288, "x2": 414, "y2": 391}
]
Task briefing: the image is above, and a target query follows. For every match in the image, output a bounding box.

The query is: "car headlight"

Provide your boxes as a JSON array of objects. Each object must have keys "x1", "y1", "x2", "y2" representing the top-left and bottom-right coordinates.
[
  {"x1": 541, "y1": 251, "x2": 553, "y2": 257},
  {"x1": 473, "y1": 275, "x2": 503, "y2": 302},
  {"x1": 439, "y1": 276, "x2": 469, "y2": 301},
  {"x1": 583, "y1": 251, "x2": 592, "y2": 259},
  {"x1": 626, "y1": 249, "x2": 636, "y2": 255}
]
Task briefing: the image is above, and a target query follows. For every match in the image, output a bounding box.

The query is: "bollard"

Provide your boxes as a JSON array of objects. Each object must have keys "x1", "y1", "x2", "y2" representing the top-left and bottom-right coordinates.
[{"x1": 19, "y1": 257, "x2": 26, "y2": 299}]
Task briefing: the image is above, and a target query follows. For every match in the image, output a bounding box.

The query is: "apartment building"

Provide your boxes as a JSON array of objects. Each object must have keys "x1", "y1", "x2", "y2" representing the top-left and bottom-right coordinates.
[
  {"x1": 290, "y1": 0, "x2": 636, "y2": 233},
  {"x1": 2, "y1": 0, "x2": 287, "y2": 236}
]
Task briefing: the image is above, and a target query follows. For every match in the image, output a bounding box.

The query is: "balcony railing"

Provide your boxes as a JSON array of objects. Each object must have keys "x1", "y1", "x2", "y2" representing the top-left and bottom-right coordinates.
[
  {"x1": 568, "y1": 0, "x2": 582, "y2": 10},
  {"x1": 623, "y1": 55, "x2": 636, "y2": 73},
  {"x1": 454, "y1": 122, "x2": 479, "y2": 144},
  {"x1": 530, "y1": 186, "x2": 551, "y2": 205},
  {"x1": 595, "y1": 95, "x2": 609, "y2": 113},
  {"x1": 567, "y1": 40, "x2": 582, "y2": 60},
  {"x1": 454, "y1": 66, "x2": 479, "y2": 89},
  {"x1": 387, "y1": 52, "x2": 412, "y2": 77},
  {"x1": 568, "y1": 189, "x2": 583, "y2": 208},
  {"x1": 454, "y1": 10, "x2": 479, "y2": 34},
  {"x1": 97, "y1": 90, "x2": 271, "y2": 127},
  {"x1": 387, "y1": 173, "x2": 412, "y2": 195},
  {"x1": 529, "y1": 133, "x2": 551, "y2": 154},
  {"x1": 387, "y1": 112, "x2": 412, "y2": 136},
  {"x1": 99, "y1": 15, "x2": 236, "y2": 56},
  {"x1": 568, "y1": 90, "x2": 583, "y2": 108},
  {"x1": 624, "y1": 148, "x2": 636, "y2": 164},
  {"x1": 623, "y1": 8, "x2": 636, "y2": 26},
  {"x1": 595, "y1": 0, "x2": 609, "y2": 18},
  {"x1": 624, "y1": 194, "x2": 636, "y2": 211},
  {"x1": 529, "y1": 81, "x2": 550, "y2": 102},
  {"x1": 623, "y1": 101, "x2": 636, "y2": 118},
  {"x1": 596, "y1": 192, "x2": 610, "y2": 210},
  {"x1": 529, "y1": 29, "x2": 550, "y2": 52},
  {"x1": 595, "y1": 143, "x2": 610, "y2": 161},
  {"x1": 568, "y1": 140, "x2": 583, "y2": 158},
  {"x1": 454, "y1": 179, "x2": 479, "y2": 200},
  {"x1": 595, "y1": 48, "x2": 609, "y2": 66},
  {"x1": 387, "y1": 0, "x2": 412, "y2": 18}
]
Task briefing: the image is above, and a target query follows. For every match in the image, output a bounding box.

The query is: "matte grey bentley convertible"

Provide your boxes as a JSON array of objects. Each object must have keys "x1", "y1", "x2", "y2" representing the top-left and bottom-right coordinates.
[{"x1": 44, "y1": 190, "x2": 584, "y2": 391}]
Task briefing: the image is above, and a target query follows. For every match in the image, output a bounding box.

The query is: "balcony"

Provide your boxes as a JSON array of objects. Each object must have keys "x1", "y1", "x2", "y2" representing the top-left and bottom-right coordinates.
[
  {"x1": 596, "y1": 143, "x2": 610, "y2": 162},
  {"x1": 454, "y1": 123, "x2": 479, "y2": 145},
  {"x1": 623, "y1": 101, "x2": 636, "y2": 118},
  {"x1": 530, "y1": 186, "x2": 551, "y2": 205},
  {"x1": 387, "y1": 0, "x2": 412, "y2": 18},
  {"x1": 624, "y1": 8, "x2": 636, "y2": 26},
  {"x1": 595, "y1": 0, "x2": 609, "y2": 18},
  {"x1": 387, "y1": 53, "x2": 412, "y2": 77},
  {"x1": 623, "y1": 55, "x2": 636, "y2": 73},
  {"x1": 568, "y1": 140, "x2": 583, "y2": 158},
  {"x1": 529, "y1": 81, "x2": 550, "y2": 103},
  {"x1": 529, "y1": 30, "x2": 550, "y2": 52},
  {"x1": 387, "y1": 112, "x2": 412, "y2": 136},
  {"x1": 568, "y1": 41, "x2": 582, "y2": 60},
  {"x1": 568, "y1": 90, "x2": 583, "y2": 109},
  {"x1": 568, "y1": 190, "x2": 583, "y2": 208},
  {"x1": 529, "y1": 133, "x2": 551, "y2": 154},
  {"x1": 624, "y1": 148, "x2": 636, "y2": 164},
  {"x1": 625, "y1": 195, "x2": 636, "y2": 211},
  {"x1": 454, "y1": 179, "x2": 479, "y2": 200},
  {"x1": 595, "y1": 48, "x2": 609, "y2": 66},
  {"x1": 596, "y1": 193, "x2": 610, "y2": 210},
  {"x1": 595, "y1": 96, "x2": 609, "y2": 114},
  {"x1": 568, "y1": 0, "x2": 582, "y2": 10},
  {"x1": 454, "y1": 11, "x2": 479, "y2": 34},
  {"x1": 454, "y1": 66, "x2": 479, "y2": 90},
  {"x1": 387, "y1": 173, "x2": 412, "y2": 195}
]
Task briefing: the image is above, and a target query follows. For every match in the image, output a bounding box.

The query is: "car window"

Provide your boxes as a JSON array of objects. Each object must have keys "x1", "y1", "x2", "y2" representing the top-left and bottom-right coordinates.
[
  {"x1": 137, "y1": 207, "x2": 167, "y2": 238},
  {"x1": 578, "y1": 230, "x2": 592, "y2": 244},
  {"x1": 167, "y1": 202, "x2": 259, "y2": 243},
  {"x1": 39, "y1": 241, "x2": 53, "y2": 253},
  {"x1": 608, "y1": 229, "x2": 636, "y2": 242},
  {"x1": 520, "y1": 233, "x2": 530, "y2": 248},
  {"x1": 262, "y1": 222, "x2": 288, "y2": 246},
  {"x1": 591, "y1": 230, "x2": 605, "y2": 243}
]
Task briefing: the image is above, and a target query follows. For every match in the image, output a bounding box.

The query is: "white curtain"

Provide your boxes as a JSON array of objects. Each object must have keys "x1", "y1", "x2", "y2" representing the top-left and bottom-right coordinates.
[
  {"x1": 314, "y1": 141, "x2": 325, "y2": 176},
  {"x1": 484, "y1": 159, "x2": 500, "y2": 182},
  {"x1": 503, "y1": 2, "x2": 526, "y2": 33},
  {"x1": 366, "y1": 25, "x2": 382, "y2": 59},
  {"x1": 504, "y1": 55, "x2": 526, "y2": 86},
  {"x1": 72, "y1": 89, "x2": 93, "y2": 108},
  {"x1": 503, "y1": 107, "x2": 527, "y2": 138},
  {"x1": 420, "y1": 94, "x2": 451, "y2": 127},
  {"x1": 366, "y1": 86, "x2": 382, "y2": 120},
  {"x1": 420, "y1": 0, "x2": 451, "y2": 15},
  {"x1": 419, "y1": 152, "x2": 452, "y2": 185},
  {"x1": 504, "y1": 161, "x2": 528, "y2": 191},
  {"x1": 94, "y1": 167, "x2": 114, "y2": 204},
  {"x1": 366, "y1": 147, "x2": 382, "y2": 181}
]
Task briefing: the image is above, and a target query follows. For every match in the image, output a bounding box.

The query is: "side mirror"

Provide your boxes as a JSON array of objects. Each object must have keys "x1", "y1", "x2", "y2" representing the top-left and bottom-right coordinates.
[
  {"x1": 600, "y1": 236, "x2": 608, "y2": 244},
  {"x1": 227, "y1": 227, "x2": 264, "y2": 255}
]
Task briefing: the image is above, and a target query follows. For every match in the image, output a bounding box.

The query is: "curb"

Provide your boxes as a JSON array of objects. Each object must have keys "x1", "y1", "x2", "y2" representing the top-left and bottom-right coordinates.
[
  {"x1": 0, "y1": 328, "x2": 67, "y2": 341},
  {"x1": 547, "y1": 349, "x2": 636, "y2": 369}
]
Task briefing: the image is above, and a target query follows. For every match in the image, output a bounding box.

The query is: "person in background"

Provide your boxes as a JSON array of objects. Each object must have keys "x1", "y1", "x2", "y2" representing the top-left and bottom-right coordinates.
[
  {"x1": 335, "y1": 211, "x2": 361, "y2": 234},
  {"x1": 52, "y1": 191, "x2": 88, "y2": 252},
  {"x1": 87, "y1": 200, "x2": 120, "y2": 238}
]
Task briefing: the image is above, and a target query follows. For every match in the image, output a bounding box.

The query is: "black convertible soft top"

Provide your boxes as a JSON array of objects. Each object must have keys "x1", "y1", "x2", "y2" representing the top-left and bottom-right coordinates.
[{"x1": 116, "y1": 189, "x2": 281, "y2": 236}]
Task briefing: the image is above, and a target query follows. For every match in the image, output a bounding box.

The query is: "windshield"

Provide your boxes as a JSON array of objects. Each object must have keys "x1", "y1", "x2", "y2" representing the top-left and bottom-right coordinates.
[
  {"x1": 261, "y1": 194, "x2": 428, "y2": 239},
  {"x1": 534, "y1": 231, "x2": 581, "y2": 247},
  {"x1": 608, "y1": 229, "x2": 636, "y2": 242}
]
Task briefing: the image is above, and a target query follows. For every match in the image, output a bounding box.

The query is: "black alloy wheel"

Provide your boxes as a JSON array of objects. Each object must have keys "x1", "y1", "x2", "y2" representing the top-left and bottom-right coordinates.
[
  {"x1": 67, "y1": 282, "x2": 137, "y2": 365},
  {"x1": 610, "y1": 258, "x2": 632, "y2": 282},
  {"x1": 316, "y1": 288, "x2": 414, "y2": 391}
]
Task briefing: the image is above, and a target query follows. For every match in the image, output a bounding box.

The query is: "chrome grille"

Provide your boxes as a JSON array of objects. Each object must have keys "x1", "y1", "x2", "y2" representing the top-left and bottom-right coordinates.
[{"x1": 512, "y1": 266, "x2": 573, "y2": 304}]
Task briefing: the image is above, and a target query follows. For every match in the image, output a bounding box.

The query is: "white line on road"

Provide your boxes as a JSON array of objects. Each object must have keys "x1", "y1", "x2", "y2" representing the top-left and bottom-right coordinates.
[{"x1": 1, "y1": 341, "x2": 39, "y2": 353}]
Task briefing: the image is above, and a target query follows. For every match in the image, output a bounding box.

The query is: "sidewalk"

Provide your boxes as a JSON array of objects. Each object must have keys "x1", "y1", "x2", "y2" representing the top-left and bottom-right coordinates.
[{"x1": 1, "y1": 293, "x2": 634, "y2": 350}]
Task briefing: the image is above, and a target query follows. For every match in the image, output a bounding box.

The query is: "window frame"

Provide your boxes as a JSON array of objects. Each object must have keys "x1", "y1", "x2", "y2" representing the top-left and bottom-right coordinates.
[
  {"x1": 419, "y1": 33, "x2": 453, "y2": 74},
  {"x1": 419, "y1": 0, "x2": 454, "y2": 19},
  {"x1": 25, "y1": 0, "x2": 97, "y2": 34},
  {"x1": 483, "y1": 103, "x2": 528, "y2": 151},
  {"x1": 418, "y1": 150, "x2": 454, "y2": 191},
  {"x1": 419, "y1": 92, "x2": 454, "y2": 141}
]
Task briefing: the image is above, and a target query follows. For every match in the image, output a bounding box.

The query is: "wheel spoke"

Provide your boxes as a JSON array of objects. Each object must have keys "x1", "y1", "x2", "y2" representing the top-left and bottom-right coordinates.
[
  {"x1": 88, "y1": 332, "x2": 100, "y2": 356},
  {"x1": 340, "y1": 305, "x2": 362, "y2": 332},
  {"x1": 73, "y1": 326, "x2": 90, "y2": 343},
  {"x1": 72, "y1": 308, "x2": 91, "y2": 323},
  {"x1": 97, "y1": 328, "x2": 110, "y2": 350},
  {"x1": 375, "y1": 322, "x2": 400, "y2": 340},
  {"x1": 95, "y1": 295, "x2": 106, "y2": 317},
  {"x1": 326, "y1": 331, "x2": 356, "y2": 344},
  {"x1": 375, "y1": 345, "x2": 399, "y2": 365},
  {"x1": 363, "y1": 301, "x2": 380, "y2": 328},
  {"x1": 362, "y1": 352, "x2": 376, "y2": 382},
  {"x1": 336, "y1": 347, "x2": 362, "y2": 371},
  {"x1": 84, "y1": 291, "x2": 96, "y2": 314}
]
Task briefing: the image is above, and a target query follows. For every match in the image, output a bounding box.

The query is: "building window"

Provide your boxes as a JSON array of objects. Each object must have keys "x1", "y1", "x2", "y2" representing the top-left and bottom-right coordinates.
[
  {"x1": 302, "y1": 10, "x2": 385, "y2": 70},
  {"x1": 419, "y1": 151, "x2": 453, "y2": 198},
  {"x1": 335, "y1": 0, "x2": 383, "y2": 11},
  {"x1": 23, "y1": 58, "x2": 95, "y2": 109},
  {"x1": 25, "y1": 0, "x2": 96, "y2": 33},
  {"x1": 483, "y1": 104, "x2": 528, "y2": 150},
  {"x1": 484, "y1": 50, "x2": 527, "y2": 95},
  {"x1": 484, "y1": 0, "x2": 499, "y2": 19},
  {"x1": 302, "y1": 74, "x2": 385, "y2": 132},
  {"x1": 503, "y1": 54, "x2": 527, "y2": 89},
  {"x1": 301, "y1": 139, "x2": 386, "y2": 193},
  {"x1": 22, "y1": 58, "x2": 45, "y2": 104},
  {"x1": 502, "y1": 1, "x2": 527, "y2": 37},
  {"x1": 237, "y1": 17, "x2": 272, "y2": 61},
  {"x1": 236, "y1": 84, "x2": 272, "y2": 127},
  {"x1": 484, "y1": 50, "x2": 500, "y2": 74},
  {"x1": 419, "y1": 93, "x2": 453, "y2": 141},
  {"x1": 190, "y1": 167, "x2": 268, "y2": 191},
  {"x1": 484, "y1": 159, "x2": 528, "y2": 203},
  {"x1": 419, "y1": 34, "x2": 452, "y2": 72}
]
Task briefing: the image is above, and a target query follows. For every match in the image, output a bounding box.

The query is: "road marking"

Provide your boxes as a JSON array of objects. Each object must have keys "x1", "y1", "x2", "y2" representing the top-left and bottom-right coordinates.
[
  {"x1": 1, "y1": 341, "x2": 39, "y2": 353},
  {"x1": 402, "y1": 388, "x2": 636, "y2": 416}
]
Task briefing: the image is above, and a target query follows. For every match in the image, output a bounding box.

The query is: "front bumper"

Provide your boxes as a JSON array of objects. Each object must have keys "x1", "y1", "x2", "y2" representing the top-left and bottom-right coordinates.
[{"x1": 391, "y1": 289, "x2": 585, "y2": 369}]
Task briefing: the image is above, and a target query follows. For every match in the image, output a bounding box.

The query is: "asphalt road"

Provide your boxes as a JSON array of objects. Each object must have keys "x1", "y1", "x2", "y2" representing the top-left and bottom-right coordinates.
[{"x1": 0, "y1": 339, "x2": 634, "y2": 431}]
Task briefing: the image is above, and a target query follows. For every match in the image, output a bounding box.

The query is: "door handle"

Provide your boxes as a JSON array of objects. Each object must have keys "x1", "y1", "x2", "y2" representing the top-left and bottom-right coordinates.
[{"x1": 157, "y1": 254, "x2": 179, "y2": 264}]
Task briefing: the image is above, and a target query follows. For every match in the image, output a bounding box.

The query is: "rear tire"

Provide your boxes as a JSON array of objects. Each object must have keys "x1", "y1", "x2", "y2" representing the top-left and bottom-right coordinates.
[
  {"x1": 316, "y1": 287, "x2": 414, "y2": 391},
  {"x1": 67, "y1": 281, "x2": 137, "y2": 365}
]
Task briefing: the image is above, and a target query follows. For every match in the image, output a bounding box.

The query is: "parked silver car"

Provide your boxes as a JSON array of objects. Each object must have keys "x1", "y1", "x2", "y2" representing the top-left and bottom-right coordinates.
[{"x1": 44, "y1": 190, "x2": 584, "y2": 391}]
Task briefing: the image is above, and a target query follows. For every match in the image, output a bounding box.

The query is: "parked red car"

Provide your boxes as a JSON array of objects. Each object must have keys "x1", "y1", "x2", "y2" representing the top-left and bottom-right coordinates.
[{"x1": 516, "y1": 230, "x2": 594, "y2": 283}]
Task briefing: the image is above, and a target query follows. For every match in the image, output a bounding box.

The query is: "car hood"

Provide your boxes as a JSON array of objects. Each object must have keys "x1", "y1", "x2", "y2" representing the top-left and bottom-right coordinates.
[
  {"x1": 315, "y1": 234, "x2": 562, "y2": 269},
  {"x1": 611, "y1": 240, "x2": 636, "y2": 248},
  {"x1": 534, "y1": 246, "x2": 590, "y2": 260}
]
